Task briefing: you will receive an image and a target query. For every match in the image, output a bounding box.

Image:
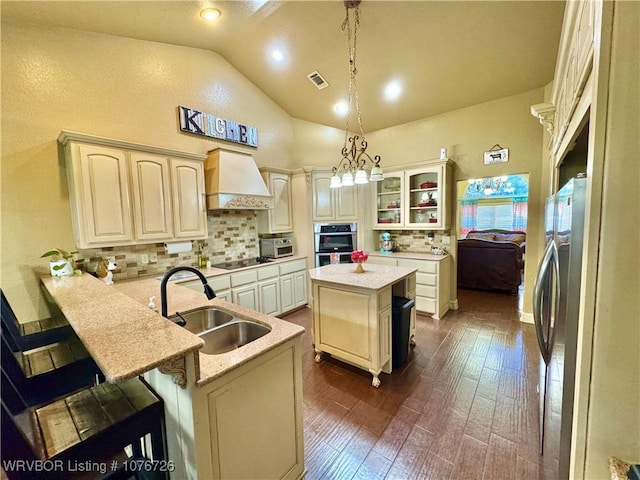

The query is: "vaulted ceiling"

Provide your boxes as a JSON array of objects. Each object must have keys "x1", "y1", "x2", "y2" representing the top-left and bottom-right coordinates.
[{"x1": 1, "y1": 0, "x2": 565, "y2": 132}]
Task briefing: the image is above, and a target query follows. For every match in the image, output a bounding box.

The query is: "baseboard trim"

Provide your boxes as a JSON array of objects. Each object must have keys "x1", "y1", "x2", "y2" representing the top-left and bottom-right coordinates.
[{"x1": 520, "y1": 311, "x2": 534, "y2": 324}]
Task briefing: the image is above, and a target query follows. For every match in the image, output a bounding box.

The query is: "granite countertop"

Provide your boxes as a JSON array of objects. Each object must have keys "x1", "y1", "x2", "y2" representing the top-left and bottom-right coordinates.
[
  {"x1": 368, "y1": 251, "x2": 450, "y2": 261},
  {"x1": 115, "y1": 276, "x2": 305, "y2": 387},
  {"x1": 308, "y1": 263, "x2": 417, "y2": 291},
  {"x1": 41, "y1": 274, "x2": 203, "y2": 383},
  {"x1": 42, "y1": 270, "x2": 305, "y2": 387}
]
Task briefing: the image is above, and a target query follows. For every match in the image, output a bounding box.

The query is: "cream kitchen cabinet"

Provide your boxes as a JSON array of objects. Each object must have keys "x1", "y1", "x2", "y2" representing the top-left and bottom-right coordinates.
[
  {"x1": 66, "y1": 143, "x2": 134, "y2": 246},
  {"x1": 58, "y1": 131, "x2": 208, "y2": 249},
  {"x1": 311, "y1": 171, "x2": 359, "y2": 222},
  {"x1": 538, "y1": 0, "x2": 595, "y2": 160},
  {"x1": 145, "y1": 333, "x2": 305, "y2": 480},
  {"x1": 372, "y1": 160, "x2": 453, "y2": 230},
  {"x1": 280, "y1": 259, "x2": 308, "y2": 313},
  {"x1": 170, "y1": 158, "x2": 207, "y2": 239},
  {"x1": 257, "y1": 169, "x2": 293, "y2": 234},
  {"x1": 397, "y1": 257, "x2": 450, "y2": 320},
  {"x1": 231, "y1": 269, "x2": 259, "y2": 311},
  {"x1": 369, "y1": 253, "x2": 451, "y2": 320},
  {"x1": 183, "y1": 275, "x2": 231, "y2": 303},
  {"x1": 257, "y1": 264, "x2": 281, "y2": 316},
  {"x1": 181, "y1": 258, "x2": 307, "y2": 316},
  {"x1": 129, "y1": 152, "x2": 174, "y2": 242}
]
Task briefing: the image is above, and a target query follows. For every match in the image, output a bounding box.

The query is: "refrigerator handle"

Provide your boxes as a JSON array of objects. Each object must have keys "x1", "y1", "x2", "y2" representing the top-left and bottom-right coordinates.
[{"x1": 533, "y1": 240, "x2": 556, "y2": 364}]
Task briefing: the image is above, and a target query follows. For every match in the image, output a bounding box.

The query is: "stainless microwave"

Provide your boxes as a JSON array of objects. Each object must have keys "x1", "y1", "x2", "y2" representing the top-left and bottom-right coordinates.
[{"x1": 260, "y1": 238, "x2": 295, "y2": 258}]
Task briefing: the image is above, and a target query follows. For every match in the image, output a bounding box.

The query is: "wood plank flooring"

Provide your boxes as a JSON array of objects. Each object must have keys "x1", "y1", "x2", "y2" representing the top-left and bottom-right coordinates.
[{"x1": 281, "y1": 288, "x2": 555, "y2": 480}]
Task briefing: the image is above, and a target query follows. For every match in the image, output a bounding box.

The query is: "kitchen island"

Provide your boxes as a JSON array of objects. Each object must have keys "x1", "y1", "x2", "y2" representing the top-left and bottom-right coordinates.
[
  {"x1": 41, "y1": 273, "x2": 306, "y2": 480},
  {"x1": 309, "y1": 263, "x2": 417, "y2": 387}
]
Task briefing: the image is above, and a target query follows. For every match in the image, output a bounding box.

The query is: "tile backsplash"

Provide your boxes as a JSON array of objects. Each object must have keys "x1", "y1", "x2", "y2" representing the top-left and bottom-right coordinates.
[
  {"x1": 384, "y1": 230, "x2": 452, "y2": 253},
  {"x1": 78, "y1": 210, "x2": 258, "y2": 281}
]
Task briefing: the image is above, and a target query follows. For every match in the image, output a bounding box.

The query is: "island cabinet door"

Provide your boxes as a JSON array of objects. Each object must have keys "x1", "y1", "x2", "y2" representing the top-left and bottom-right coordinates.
[{"x1": 204, "y1": 342, "x2": 304, "y2": 480}]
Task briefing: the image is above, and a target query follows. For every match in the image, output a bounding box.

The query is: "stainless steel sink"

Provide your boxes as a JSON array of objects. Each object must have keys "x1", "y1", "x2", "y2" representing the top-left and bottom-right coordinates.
[
  {"x1": 198, "y1": 320, "x2": 271, "y2": 355},
  {"x1": 168, "y1": 306, "x2": 234, "y2": 334}
]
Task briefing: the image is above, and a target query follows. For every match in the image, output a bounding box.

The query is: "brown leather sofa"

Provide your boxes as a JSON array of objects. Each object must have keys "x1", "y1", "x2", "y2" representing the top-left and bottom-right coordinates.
[{"x1": 457, "y1": 230, "x2": 526, "y2": 295}]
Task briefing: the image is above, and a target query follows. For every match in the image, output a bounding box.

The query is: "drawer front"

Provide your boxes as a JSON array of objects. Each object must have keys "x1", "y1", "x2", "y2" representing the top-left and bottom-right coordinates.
[
  {"x1": 279, "y1": 259, "x2": 307, "y2": 275},
  {"x1": 369, "y1": 256, "x2": 398, "y2": 266},
  {"x1": 416, "y1": 272, "x2": 437, "y2": 286},
  {"x1": 416, "y1": 296, "x2": 436, "y2": 314},
  {"x1": 257, "y1": 264, "x2": 280, "y2": 280},
  {"x1": 416, "y1": 284, "x2": 437, "y2": 299},
  {"x1": 231, "y1": 269, "x2": 258, "y2": 287},
  {"x1": 398, "y1": 259, "x2": 437, "y2": 274},
  {"x1": 208, "y1": 275, "x2": 231, "y2": 292}
]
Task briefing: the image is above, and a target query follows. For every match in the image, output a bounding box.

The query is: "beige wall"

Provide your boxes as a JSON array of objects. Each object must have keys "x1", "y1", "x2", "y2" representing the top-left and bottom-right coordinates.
[
  {"x1": 1, "y1": 21, "x2": 546, "y2": 323},
  {"x1": 366, "y1": 89, "x2": 545, "y2": 314},
  {"x1": 1, "y1": 22, "x2": 295, "y2": 320}
]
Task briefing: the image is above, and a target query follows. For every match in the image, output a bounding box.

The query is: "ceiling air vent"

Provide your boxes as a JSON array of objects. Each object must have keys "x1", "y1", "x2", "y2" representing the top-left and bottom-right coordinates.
[{"x1": 307, "y1": 71, "x2": 329, "y2": 90}]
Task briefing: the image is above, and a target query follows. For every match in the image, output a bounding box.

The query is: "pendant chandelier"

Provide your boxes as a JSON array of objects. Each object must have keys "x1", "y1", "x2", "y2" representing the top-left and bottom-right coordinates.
[{"x1": 330, "y1": 0, "x2": 383, "y2": 189}]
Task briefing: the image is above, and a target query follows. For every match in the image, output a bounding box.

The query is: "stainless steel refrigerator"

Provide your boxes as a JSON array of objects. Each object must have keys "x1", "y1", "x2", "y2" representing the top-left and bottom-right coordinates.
[{"x1": 533, "y1": 175, "x2": 587, "y2": 479}]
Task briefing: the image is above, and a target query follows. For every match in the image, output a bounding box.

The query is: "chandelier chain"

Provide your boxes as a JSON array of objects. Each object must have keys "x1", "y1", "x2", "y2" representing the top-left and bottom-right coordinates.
[
  {"x1": 330, "y1": 0, "x2": 383, "y2": 187},
  {"x1": 341, "y1": 2, "x2": 365, "y2": 150}
]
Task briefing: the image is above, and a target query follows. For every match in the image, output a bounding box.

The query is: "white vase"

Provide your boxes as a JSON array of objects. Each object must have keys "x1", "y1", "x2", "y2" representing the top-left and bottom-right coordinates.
[{"x1": 49, "y1": 259, "x2": 74, "y2": 277}]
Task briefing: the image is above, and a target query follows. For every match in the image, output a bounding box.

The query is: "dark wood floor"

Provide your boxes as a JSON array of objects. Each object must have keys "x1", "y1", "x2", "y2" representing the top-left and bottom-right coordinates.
[{"x1": 281, "y1": 288, "x2": 556, "y2": 480}]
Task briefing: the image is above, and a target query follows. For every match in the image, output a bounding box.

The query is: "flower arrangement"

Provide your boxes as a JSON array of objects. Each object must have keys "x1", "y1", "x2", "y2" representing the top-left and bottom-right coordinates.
[{"x1": 350, "y1": 250, "x2": 369, "y2": 273}]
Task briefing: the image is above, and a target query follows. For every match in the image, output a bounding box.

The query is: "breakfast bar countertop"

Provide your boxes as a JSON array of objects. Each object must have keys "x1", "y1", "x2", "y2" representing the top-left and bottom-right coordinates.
[
  {"x1": 41, "y1": 273, "x2": 203, "y2": 383},
  {"x1": 42, "y1": 272, "x2": 305, "y2": 387}
]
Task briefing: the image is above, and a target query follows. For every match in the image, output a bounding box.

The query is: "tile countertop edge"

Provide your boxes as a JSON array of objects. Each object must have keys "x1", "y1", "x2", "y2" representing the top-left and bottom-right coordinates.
[
  {"x1": 368, "y1": 251, "x2": 450, "y2": 261},
  {"x1": 41, "y1": 274, "x2": 204, "y2": 383}
]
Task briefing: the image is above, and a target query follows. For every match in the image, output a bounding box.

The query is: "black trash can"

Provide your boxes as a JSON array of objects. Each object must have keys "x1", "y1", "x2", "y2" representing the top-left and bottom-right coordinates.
[{"x1": 392, "y1": 296, "x2": 414, "y2": 369}]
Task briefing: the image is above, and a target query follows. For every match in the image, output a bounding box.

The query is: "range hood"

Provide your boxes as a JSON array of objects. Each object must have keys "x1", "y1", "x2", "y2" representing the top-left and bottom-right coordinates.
[{"x1": 204, "y1": 148, "x2": 273, "y2": 210}]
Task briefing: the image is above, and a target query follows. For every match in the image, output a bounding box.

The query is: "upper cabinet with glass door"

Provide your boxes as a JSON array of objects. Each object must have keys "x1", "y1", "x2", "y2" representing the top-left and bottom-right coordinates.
[
  {"x1": 372, "y1": 160, "x2": 452, "y2": 230},
  {"x1": 373, "y1": 173, "x2": 404, "y2": 229},
  {"x1": 406, "y1": 165, "x2": 446, "y2": 229}
]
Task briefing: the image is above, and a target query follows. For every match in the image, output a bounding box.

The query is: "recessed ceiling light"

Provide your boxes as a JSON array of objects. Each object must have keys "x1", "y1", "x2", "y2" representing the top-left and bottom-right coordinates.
[
  {"x1": 334, "y1": 102, "x2": 349, "y2": 116},
  {"x1": 384, "y1": 81, "x2": 402, "y2": 101},
  {"x1": 200, "y1": 8, "x2": 221, "y2": 21},
  {"x1": 270, "y1": 49, "x2": 285, "y2": 63}
]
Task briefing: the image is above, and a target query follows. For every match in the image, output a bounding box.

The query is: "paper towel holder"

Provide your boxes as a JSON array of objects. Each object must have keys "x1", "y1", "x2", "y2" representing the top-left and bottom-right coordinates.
[{"x1": 164, "y1": 241, "x2": 193, "y2": 255}]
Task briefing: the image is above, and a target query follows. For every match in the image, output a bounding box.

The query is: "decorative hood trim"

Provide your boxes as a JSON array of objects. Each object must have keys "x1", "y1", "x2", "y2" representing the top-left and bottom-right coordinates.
[{"x1": 204, "y1": 148, "x2": 273, "y2": 210}]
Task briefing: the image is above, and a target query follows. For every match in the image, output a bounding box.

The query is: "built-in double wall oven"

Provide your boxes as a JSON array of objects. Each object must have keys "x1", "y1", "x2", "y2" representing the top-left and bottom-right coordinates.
[{"x1": 314, "y1": 223, "x2": 357, "y2": 267}]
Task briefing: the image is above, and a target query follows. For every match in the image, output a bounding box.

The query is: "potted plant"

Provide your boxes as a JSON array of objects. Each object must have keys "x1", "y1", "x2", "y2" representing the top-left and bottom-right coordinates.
[{"x1": 40, "y1": 248, "x2": 78, "y2": 277}]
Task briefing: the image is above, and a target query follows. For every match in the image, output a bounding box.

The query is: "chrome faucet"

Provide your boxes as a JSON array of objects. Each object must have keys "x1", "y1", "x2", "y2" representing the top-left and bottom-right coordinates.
[{"x1": 160, "y1": 266, "x2": 216, "y2": 318}]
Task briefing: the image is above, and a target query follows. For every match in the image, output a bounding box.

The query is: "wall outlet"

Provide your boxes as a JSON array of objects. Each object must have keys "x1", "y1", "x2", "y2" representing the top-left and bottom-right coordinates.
[
  {"x1": 148, "y1": 253, "x2": 158, "y2": 263},
  {"x1": 442, "y1": 235, "x2": 451, "y2": 245},
  {"x1": 140, "y1": 254, "x2": 149, "y2": 264},
  {"x1": 440, "y1": 147, "x2": 447, "y2": 159}
]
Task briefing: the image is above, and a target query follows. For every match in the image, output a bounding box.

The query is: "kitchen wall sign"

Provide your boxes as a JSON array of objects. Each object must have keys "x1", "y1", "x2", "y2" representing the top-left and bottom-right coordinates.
[
  {"x1": 178, "y1": 106, "x2": 258, "y2": 147},
  {"x1": 483, "y1": 144, "x2": 509, "y2": 165}
]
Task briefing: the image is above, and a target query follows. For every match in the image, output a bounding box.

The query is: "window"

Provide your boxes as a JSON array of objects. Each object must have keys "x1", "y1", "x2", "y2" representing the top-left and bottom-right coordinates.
[
  {"x1": 457, "y1": 174, "x2": 529, "y2": 236},
  {"x1": 476, "y1": 199, "x2": 514, "y2": 230}
]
